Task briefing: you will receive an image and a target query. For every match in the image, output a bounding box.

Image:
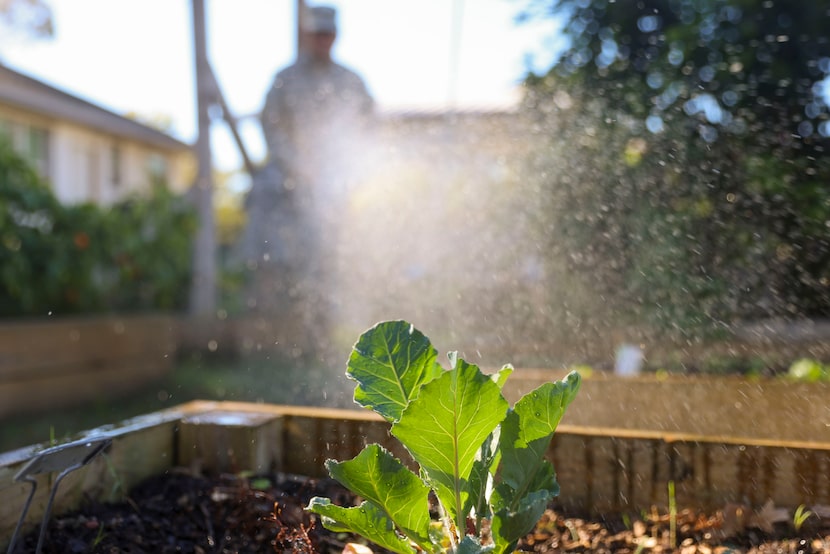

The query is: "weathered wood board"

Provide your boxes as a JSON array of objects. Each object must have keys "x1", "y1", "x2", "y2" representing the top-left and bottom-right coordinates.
[
  {"x1": 0, "y1": 315, "x2": 177, "y2": 417},
  {"x1": 503, "y1": 370, "x2": 830, "y2": 443}
]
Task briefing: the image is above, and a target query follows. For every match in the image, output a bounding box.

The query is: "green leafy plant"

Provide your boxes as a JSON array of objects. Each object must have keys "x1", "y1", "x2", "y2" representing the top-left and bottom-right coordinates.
[
  {"x1": 0, "y1": 140, "x2": 195, "y2": 317},
  {"x1": 787, "y1": 359, "x2": 829, "y2": 383},
  {"x1": 306, "y1": 320, "x2": 582, "y2": 553},
  {"x1": 91, "y1": 523, "x2": 107, "y2": 549},
  {"x1": 668, "y1": 480, "x2": 677, "y2": 549},
  {"x1": 793, "y1": 504, "x2": 813, "y2": 532}
]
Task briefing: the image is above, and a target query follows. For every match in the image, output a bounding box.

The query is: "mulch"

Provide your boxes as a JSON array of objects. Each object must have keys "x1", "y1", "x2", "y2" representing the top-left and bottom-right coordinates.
[{"x1": 11, "y1": 470, "x2": 830, "y2": 553}]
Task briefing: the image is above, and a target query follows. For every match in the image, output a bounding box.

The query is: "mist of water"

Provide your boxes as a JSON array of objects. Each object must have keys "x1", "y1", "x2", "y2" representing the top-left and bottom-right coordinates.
[
  {"x1": 234, "y1": 103, "x2": 632, "y2": 376},
  {"x1": 236, "y1": 79, "x2": 830, "y2": 390}
]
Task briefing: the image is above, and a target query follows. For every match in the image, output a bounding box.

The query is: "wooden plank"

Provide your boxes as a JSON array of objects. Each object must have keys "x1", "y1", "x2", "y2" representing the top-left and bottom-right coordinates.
[
  {"x1": 280, "y1": 413, "x2": 402, "y2": 477},
  {"x1": 178, "y1": 411, "x2": 284, "y2": 474},
  {"x1": 0, "y1": 315, "x2": 177, "y2": 418},
  {"x1": 504, "y1": 372, "x2": 830, "y2": 443},
  {"x1": 0, "y1": 359, "x2": 171, "y2": 418},
  {"x1": 0, "y1": 315, "x2": 177, "y2": 381},
  {"x1": 550, "y1": 437, "x2": 830, "y2": 513}
]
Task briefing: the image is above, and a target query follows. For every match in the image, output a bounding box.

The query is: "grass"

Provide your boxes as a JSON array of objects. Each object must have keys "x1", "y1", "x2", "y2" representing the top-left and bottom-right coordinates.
[{"x1": 0, "y1": 352, "x2": 358, "y2": 453}]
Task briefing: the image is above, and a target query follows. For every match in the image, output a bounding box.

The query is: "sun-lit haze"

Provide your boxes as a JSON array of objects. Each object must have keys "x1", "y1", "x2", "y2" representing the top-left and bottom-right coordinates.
[
  {"x1": 0, "y1": 0, "x2": 566, "y2": 171},
  {"x1": 3, "y1": 0, "x2": 830, "y2": 480},
  {"x1": 0, "y1": 0, "x2": 581, "y2": 369},
  {"x1": 7, "y1": 0, "x2": 820, "y2": 376}
]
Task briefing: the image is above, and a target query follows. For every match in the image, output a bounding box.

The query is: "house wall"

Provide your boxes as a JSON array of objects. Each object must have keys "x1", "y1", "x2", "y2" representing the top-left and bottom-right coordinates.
[
  {"x1": 119, "y1": 141, "x2": 193, "y2": 197},
  {"x1": 0, "y1": 104, "x2": 191, "y2": 205}
]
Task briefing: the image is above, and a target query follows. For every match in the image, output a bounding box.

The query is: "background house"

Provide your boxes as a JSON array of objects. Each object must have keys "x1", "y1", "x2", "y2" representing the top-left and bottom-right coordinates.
[{"x1": 0, "y1": 63, "x2": 192, "y2": 205}]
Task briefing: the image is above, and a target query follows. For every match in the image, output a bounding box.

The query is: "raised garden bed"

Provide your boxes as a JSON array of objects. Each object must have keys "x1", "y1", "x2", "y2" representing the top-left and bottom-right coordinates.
[
  {"x1": 2, "y1": 396, "x2": 829, "y2": 552},
  {"x1": 0, "y1": 315, "x2": 177, "y2": 418}
]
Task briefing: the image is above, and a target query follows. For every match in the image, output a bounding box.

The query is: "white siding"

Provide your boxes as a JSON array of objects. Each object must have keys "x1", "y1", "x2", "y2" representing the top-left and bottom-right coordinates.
[{"x1": 1, "y1": 107, "x2": 191, "y2": 205}]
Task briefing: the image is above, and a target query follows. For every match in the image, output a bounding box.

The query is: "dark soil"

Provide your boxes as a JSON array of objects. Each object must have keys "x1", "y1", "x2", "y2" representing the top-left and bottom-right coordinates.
[{"x1": 12, "y1": 469, "x2": 830, "y2": 553}]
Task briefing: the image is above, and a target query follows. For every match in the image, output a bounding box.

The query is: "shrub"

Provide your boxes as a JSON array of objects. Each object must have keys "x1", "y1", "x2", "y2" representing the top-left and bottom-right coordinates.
[{"x1": 0, "y1": 140, "x2": 196, "y2": 316}]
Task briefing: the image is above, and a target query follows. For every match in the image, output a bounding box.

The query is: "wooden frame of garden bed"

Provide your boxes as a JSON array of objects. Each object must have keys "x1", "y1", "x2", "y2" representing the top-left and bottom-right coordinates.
[
  {"x1": 0, "y1": 315, "x2": 177, "y2": 418},
  {"x1": 1, "y1": 399, "x2": 829, "y2": 549}
]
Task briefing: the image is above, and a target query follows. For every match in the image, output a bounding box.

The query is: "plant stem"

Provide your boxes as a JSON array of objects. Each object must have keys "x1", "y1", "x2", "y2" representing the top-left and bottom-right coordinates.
[{"x1": 668, "y1": 480, "x2": 677, "y2": 549}]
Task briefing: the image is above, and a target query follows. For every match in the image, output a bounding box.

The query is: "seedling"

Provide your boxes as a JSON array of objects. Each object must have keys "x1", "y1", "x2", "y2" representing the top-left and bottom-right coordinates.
[
  {"x1": 668, "y1": 480, "x2": 677, "y2": 549},
  {"x1": 793, "y1": 504, "x2": 813, "y2": 532},
  {"x1": 91, "y1": 523, "x2": 107, "y2": 549},
  {"x1": 307, "y1": 320, "x2": 581, "y2": 553}
]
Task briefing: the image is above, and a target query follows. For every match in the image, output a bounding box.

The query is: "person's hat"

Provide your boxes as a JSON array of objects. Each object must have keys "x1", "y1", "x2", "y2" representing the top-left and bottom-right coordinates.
[{"x1": 302, "y1": 6, "x2": 337, "y2": 34}]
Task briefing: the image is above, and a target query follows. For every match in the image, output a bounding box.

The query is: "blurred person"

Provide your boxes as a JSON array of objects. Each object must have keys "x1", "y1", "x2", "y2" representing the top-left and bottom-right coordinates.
[
  {"x1": 261, "y1": 4, "x2": 374, "y2": 198},
  {"x1": 239, "y1": 4, "x2": 374, "y2": 361}
]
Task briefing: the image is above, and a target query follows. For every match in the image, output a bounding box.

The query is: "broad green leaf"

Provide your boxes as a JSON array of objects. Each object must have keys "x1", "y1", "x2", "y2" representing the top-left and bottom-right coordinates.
[
  {"x1": 307, "y1": 498, "x2": 416, "y2": 554},
  {"x1": 347, "y1": 320, "x2": 444, "y2": 422},
  {"x1": 325, "y1": 444, "x2": 432, "y2": 548},
  {"x1": 391, "y1": 357, "x2": 508, "y2": 531},
  {"x1": 512, "y1": 371, "x2": 581, "y2": 445},
  {"x1": 491, "y1": 490, "x2": 552, "y2": 554},
  {"x1": 495, "y1": 372, "x2": 580, "y2": 513},
  {"x1": 497, "y1": 411, "x2": 558, "y2": 500}
]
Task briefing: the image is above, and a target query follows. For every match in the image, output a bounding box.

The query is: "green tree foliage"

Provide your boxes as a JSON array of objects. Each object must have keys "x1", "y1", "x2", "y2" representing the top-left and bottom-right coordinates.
[
  {"x1": 0, "y1": 140, "x2": 196, "y2": 317},
  {"x1": 521, "y1": 0, "x2": 830, "y2": 331}
]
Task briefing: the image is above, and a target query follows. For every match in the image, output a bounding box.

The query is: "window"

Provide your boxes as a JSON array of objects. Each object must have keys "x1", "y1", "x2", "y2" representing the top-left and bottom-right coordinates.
[
  {"x1": 110, "y1": 144, "x2": 122, "y2": 188},
  {"x1": 27, "y1": 126, "x2": 50, "y2": 179},
  {"x1": 0, "y1": 118, "x2": 50, "y2": 180}
]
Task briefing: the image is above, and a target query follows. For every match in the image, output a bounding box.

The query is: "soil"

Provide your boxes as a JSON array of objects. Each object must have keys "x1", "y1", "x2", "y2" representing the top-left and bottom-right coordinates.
[{"x1": 12, "y1": 469, "x2": 830, "y2": 553}]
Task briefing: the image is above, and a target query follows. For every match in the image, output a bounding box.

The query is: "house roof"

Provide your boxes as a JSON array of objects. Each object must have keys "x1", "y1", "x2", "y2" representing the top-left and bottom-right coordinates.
[{"x1": 0, "y1": 62, "x2": 191, "y2": 152}]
